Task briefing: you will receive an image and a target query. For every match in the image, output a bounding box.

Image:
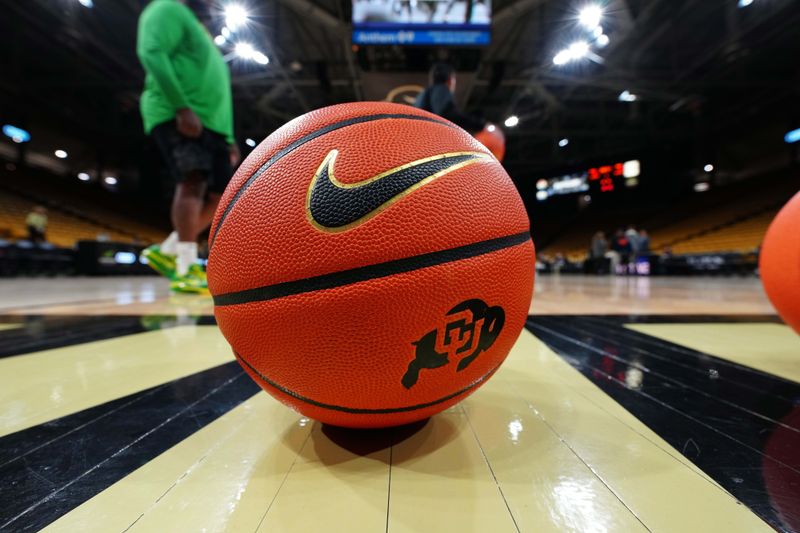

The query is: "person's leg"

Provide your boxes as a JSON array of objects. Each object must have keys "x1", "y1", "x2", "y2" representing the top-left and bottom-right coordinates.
[
  {"x1": 196, "y1": 192, "x2": 222, "y2": 234},
  {"x1": 172, "y1": 170, "x2": 207, "y2": 276}
]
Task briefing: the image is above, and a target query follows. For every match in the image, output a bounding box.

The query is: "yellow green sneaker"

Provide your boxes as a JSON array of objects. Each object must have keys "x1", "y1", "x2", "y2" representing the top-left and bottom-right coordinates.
[
  {"x1": 141, "y1": 245, "x2": 177, "y2": 280},
  {"x1": 170, "y1": 264, "x2": 209, "y2": 294}
]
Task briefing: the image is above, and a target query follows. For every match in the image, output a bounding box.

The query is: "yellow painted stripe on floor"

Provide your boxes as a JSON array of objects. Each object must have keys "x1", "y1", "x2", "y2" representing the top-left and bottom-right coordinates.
[
  {"x1": 44, "y1": 394, "x2": 310, "y2": 533},
  {"x1": 0, "y1": 324, "x2": 21, "y2": 331},
  {"x1": 41, "y1": 330, "x2": 774, "y2": 532},
  {"x1": 511, "y1": 330, "x2": 772, "y2": 532},
  {"x1": 257, "y1": 424, "x2": 389, "y2": 533},
  {"x1": 626, "y1": 323, "x2": 800, "y2": 383},
  {"x1": 0, "y1": 325, "x2": 233, "y2": 437},
  {"x1": 387, "y1": 408, "x2": 519, "y2": 533},
  {"x1": 461, "y1": 368, "x2": 649, "y2": 532}
]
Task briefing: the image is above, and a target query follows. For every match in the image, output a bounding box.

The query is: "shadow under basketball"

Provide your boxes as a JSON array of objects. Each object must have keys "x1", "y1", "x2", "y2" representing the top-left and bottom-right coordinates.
[{"x1": 320, "y1": 418, "x2": 430, "y2": 456}]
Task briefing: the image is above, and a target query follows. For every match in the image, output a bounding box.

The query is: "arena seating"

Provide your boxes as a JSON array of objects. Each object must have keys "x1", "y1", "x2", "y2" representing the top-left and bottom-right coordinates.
[
  {"x1": 539, "y1": 172, "x2": 798, "y2": 260},
  {"x1": 0, "y1": 187, "x2": 166, "y2": 248}
]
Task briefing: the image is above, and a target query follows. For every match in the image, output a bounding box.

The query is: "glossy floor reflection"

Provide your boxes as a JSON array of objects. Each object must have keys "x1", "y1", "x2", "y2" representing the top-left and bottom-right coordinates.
[
  {"x1": 1, "y1": 309, "x2": 797, "y2": 532},
  {"x1": 0, "y1": 274, "x2": 776, "y2": 316}
]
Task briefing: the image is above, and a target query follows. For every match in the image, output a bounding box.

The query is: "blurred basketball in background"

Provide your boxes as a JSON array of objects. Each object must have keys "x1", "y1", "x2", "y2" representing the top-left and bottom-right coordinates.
[
  {"x1": 759, "y1": 191, "x2": 800, "y2": 334},
  {"x1": 474, "y1": 123, "x2": 506, "y2": 161},
  {"x1": 208, "y1": 102, "x2": 534, "y2": 428}
]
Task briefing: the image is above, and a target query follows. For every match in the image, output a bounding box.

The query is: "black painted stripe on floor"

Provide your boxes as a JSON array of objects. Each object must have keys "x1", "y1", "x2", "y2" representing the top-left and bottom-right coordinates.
[
  {"x1": 543, "y1": 315, "x2": 800, "y2": 422},
  {"x1": 526, "y1": 315, "x2": 800, "y2": 533},
  {"x1": 0, "y1": 315, "x2": 217, "y2": 359},
  {"x1": 0, "y1": 361, "x2": 259, "y2": 532},
  {"x1": 213, "y1": 231, "x2": 531, "y2": 306}
]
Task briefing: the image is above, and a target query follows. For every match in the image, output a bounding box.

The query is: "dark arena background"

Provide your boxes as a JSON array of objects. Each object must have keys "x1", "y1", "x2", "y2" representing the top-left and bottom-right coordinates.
[{"x1": 1, "y1": 0, "x2": 799, "y2": 531}]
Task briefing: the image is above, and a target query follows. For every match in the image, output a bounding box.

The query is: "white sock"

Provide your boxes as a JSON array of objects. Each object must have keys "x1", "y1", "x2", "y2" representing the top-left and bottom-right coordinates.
[
  {"x1": 175, "y1": 241, "x2": 198, "y2": 276},
  {"x1": 161, "y1": 231, "x2": 179, "y2": 255}
]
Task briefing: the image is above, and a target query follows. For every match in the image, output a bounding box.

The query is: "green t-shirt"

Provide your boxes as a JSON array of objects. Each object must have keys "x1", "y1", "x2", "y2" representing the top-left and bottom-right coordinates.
[
  {"x1": 26, "y1": 212, "x2": 47, "y2": 231},
  {"x1": 137, "y1": 0, "x2": 234, "y2": 144}
]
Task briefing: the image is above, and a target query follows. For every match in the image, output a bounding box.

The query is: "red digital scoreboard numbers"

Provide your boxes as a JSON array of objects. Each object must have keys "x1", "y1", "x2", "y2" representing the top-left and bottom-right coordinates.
[
  {"x1": 537, "y1": 160, "x2": 640, "y2": 202},
  {"x1": 588, "y1": 162, "x2": 626, "y2": 193}
]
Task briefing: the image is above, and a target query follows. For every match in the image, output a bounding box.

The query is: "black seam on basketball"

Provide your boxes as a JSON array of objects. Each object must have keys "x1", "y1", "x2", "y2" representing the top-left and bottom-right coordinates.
[
  {"x1": 209, "y1": 113, "x2": 455, "y2": 249},
  {"x1": 213, "y1": 231, "x2": 531, "y2": 306},
  {"x1": 234, "y1": 350, "x2": 499, "y2": 414}
]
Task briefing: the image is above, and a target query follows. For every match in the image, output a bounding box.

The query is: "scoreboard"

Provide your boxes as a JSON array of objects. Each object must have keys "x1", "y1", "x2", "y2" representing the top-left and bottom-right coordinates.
[{"x1": 536, "y1": 159, "x2": 641, "y2": 201}]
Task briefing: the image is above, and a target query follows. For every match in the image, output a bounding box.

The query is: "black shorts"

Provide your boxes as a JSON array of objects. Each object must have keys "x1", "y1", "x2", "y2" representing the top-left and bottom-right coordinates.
[{"x1": 151, "y1": 121, "x2": 233, "y2": 193}]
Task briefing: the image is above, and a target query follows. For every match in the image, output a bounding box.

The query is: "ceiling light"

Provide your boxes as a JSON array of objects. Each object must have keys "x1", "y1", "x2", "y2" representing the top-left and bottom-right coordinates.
[
  {"x1": 619, "y1": 90, "x2": 637, "y2": 102},
  {"x1": 54, "y1": 149, "x2": 68, "y2": 159},
  {"x1": 784, "y1": 128, "x2": 800, "y2": 144},
  {"x1": 78, "y1": 172, "x2": 91, "y2": 181},
  {"x1": 221, "y1": 26, "x2": 231, "y2": 38},
  {"x1": 738, "y1": 0, "x2": 754, "y2": 7},
  {"x1": 2, "y1": 124, "x2": 30, "y2": 143},
  {"x1": 568, "y1": 40, "x2": 590, "y2": 60},
  {"x1": 694, "y1": 182, "x2": 710, "y2": 192},
  {"x1": 214, "y1": 35, "x2": 226, "y2": 46},
  {"x1": 504, "y1": 115, "x2": 519, "y2": 128},
  {"x1": 235, "y1": 42, "x2": 255, "y2": 60},
  {"x1": 578, "y1": 5, "x2": 602, "y2": 29},
  {"x1": 487, "y1": 124, "x2": 496, "y2": 132},
  {"x1": 704, "y1": 164, "x2": 714, "y2": 172},
  {"x1": 553, "y1": 50, "x2": 571, "y2": 65},
  {"x1": 104, "y1": 176, "x2": 118, "y2": 185},
  {"x1": 558, "y1": 138, "x2": 569, "y2": 147},
  {"x1": 245, "y1": 138, "x2": 256, "y2": 147},
  {"x1": 536, "y1": 190, "x2": 549, "y2": 201},
  {"x1": 596, "y1": 34, "x2": 609, "y2": 47},
  {"x1": 252, "y1": 51, "x2": 269, "y2": 65},
  {"x1": 225, "y1": 4, "x2": 249, "y2": 30},
  {"x1": 78, "y1": 0, "x2": 93, "y2": 7}
]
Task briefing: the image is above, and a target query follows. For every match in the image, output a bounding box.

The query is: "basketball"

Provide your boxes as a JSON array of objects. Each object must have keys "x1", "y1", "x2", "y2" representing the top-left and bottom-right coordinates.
[
  {"x1": 759, "y1": 191, "x2": 800, "y2": 334},
  {"x1": 207, "y1": 102, "x2": 535, "y2": 428},
  {"x1": 474, "y1": 123, "x2": 506, "y2": 161}
]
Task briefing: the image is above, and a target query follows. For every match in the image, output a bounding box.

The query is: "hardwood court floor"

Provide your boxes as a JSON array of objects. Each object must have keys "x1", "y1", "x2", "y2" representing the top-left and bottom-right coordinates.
[{"x1": 0, "y1": 275, "x2": 797, "y2": 532}]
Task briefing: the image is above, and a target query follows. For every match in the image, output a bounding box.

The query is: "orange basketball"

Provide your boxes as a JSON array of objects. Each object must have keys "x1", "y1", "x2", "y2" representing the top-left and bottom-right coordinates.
[
  {"x1": 207, "y1": 102, "x2": 535, "y2": 428},
  {"x1": 760, "y1": 191, "x2": 800, "y2": 334},
  {"x1": 474, "y1": 124, "x2": 506, "y2": 161}
]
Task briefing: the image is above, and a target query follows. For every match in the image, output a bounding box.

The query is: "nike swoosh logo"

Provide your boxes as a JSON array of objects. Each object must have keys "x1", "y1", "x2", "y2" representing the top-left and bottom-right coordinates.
[{"x1": 306, "y1": 150, "x2": 489, "y2": 231}]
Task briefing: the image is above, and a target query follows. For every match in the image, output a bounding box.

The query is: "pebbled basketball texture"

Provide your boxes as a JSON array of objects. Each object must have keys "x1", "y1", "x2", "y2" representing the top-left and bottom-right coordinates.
[
  {"x1": 208, "y1": 102, "x2": 535, "y2": 428},
  {"x1": 760, "y1": 191, "x2": 800, "y2": 334}
]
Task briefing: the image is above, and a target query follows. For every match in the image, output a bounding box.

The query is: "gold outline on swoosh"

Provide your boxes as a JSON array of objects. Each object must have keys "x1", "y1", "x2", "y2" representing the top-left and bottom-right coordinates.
[{"x1": 306, "y1": 149, "x2": 490, "y2": 233}]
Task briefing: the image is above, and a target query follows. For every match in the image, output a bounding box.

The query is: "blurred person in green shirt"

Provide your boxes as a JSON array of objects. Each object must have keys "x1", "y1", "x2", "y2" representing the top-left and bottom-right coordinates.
[
  {"x1": 25, "y1": 206, "x2": 48, "y2": 243},
  {"x1": 137, "y1": 0, "x2": 240, "y2": 293}
]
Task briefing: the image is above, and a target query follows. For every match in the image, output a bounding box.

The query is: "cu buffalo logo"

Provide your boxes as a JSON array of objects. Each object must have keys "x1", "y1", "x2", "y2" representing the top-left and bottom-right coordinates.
[{"x1": 402, "y1": 299, "x2": 505, "y2": 389}]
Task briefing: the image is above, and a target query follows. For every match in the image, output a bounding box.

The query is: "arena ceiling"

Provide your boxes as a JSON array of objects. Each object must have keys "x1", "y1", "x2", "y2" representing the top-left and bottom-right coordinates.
[{"x1": 1, "y1": 0, "x2": 799, "y2": 184}]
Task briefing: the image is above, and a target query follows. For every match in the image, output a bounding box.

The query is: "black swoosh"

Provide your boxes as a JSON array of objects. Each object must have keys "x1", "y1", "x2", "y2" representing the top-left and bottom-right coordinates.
[
  {"x1": 209, "y1": 113, "x2": 455, "y2": 249},
  {"x1": 307, "y1": 151, "x2": 487, "y2": 230}
]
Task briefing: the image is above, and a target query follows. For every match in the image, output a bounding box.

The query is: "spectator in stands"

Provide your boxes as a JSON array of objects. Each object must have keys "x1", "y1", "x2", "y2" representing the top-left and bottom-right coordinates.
[
  {"x1": 137, "y1": 0, "x2": 239, "y2": 293},
  {"x1": 589, "y1": 231, "x2": 609, "y2": 274},
  {"x1": 553, "y1": 253, "x2": 566, "y2": 274},
  {"x1": 25, "y1": 206, "x2": 48, "y2": 243},
  {"x1": 415, "y1": 63, "x2": 487, "y2": 133},
  {"x1": 611, "y1": 229, "x2": 632, "y2": 274},
  {"x1": 590, "y1": 231, "x2": 608, "y2": 259},
  {"x1": 625, "y1": 225, "x2": 640, "y2": 254},
  {"x1": 637, "y1": 229, "x2": 651, "y2": 255}
]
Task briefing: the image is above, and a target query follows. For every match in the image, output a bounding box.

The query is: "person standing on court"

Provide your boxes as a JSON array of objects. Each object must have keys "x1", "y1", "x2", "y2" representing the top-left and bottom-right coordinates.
[
  {"x1": 136, "y1": 0, "x2": 239, "y2": 293},
  {"x1": 414, "y1": 63, "x2": 487, "y2": 134}
]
